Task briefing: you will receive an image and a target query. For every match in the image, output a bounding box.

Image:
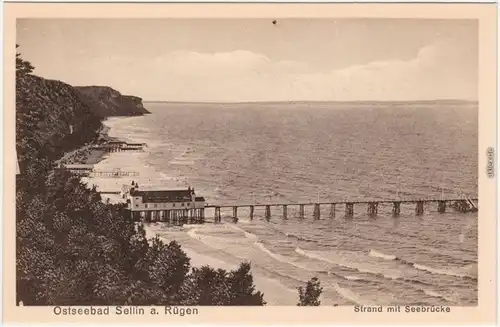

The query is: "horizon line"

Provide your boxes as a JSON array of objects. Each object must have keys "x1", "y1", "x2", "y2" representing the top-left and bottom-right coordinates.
[{"x1": 143, "y1": 99, "x2": 478, "y2": 104}]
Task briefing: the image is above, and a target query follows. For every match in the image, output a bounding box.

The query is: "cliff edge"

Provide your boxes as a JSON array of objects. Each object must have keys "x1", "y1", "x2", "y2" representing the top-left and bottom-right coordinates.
[
  {"x1": 76, "y1": 86, "x2": 150, "y2": 117},
  {"x1": 16, "y1": 74, "x2": 148, "y2": 169}
]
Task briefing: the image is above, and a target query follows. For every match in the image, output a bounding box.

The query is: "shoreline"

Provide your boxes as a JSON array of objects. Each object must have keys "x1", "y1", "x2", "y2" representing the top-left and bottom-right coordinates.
[
  {"x1": 74, "y1": 118, "x2": 303, "y2": 305},
  {"x1": 75, "y1": 118, "x2": 302, "y2": 305},
  {"x1": 56, "y1": 120, "x2": 123, "y2": 167},
  {"x1": 52, "y1": 113, "x2": 478, "y2": 307}
]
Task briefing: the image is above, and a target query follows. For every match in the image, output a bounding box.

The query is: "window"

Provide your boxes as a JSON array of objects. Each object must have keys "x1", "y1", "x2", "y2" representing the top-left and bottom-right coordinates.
[
  {"x1": 154, "y1": 204, "x2": 157, "y2": 208},
  {"x1": 173, "y1": 203, "x2": 175, "y2": 207},
  {"x1": 135, "y1": 204, "x2": 139, "y2": 207},
  {"x1": 187, "y1": 203, "x2": 191, "y2": 207},
  {"x1": 181, "y1": 203, "x2": 184, "y2": 207},
  {"x1": 145, "y1": 204, "x2": 148, "y2": 208}
]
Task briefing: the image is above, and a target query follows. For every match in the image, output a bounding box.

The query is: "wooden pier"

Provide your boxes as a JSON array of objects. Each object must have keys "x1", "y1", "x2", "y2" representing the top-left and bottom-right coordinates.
[
  {"x1": 92, "y1": 141, "x2": 146, "y2": 152},
  {"x1": 206, "y1": 198, "x2": 478, "y2": 223},
  {"x1": 90, "y1": 170, "x2": 139, "y2": 178},
  {"x1": 97, "y1": 190, "x2": 478, "y2": 226},
  {"x1": 129, "y1": 208, "x2": 206, "y2": 225}
]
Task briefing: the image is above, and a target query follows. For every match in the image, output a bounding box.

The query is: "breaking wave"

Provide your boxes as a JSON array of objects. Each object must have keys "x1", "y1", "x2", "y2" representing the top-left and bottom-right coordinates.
[
  {"x1": 331, "y1": 283, "x2": 367, "y2": 305},
  {"x1": 344, "y1": 275, "x2": 366, "y2": 281},
  {"x1": 186, "y1": 227, "x2": 200, "y2": 240},
  {"x1": 227, "y1": 224, "x2": 259, "y2": 241},
  {"x1": 413, "y1": 263, "x2": 478, "y2": 280},
  {"x1": 254, "y1": 242, "x2": 317, "y2": 272},
  {"x1": 293, "y1": 247, "x2": 397, "y2": 278},
  {"x1": 296, "y1": 247, "x2": 477, "y2": 281},
  {"x1": 422, "y1": 289, "x2": 452, "y2": 301},
  {"x1": 368, "y1": 249, "x2": 397, "y2": 261}
]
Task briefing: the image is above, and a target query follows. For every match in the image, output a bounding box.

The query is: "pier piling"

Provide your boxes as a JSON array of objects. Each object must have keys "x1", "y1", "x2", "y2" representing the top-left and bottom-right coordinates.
[
  {"x1": 282, "y1": 205, "x2": 288, "y2": 220},
  {"x1": 299, "y1": 204, "x2": 305, "y2": 219},
  {"x1": 392, "y1": 202, "x2": 400, "y2": 217},
  {"x1": 249, "y1": 205, "x2": 254, "y2": 220},
  {"x1": 200, "y1": 208, "x2": 205, "y2": 223},
  {"x1": 313, "y1": 203, "x2": 320, "y2": 220},
  {"x1": 329, "y1": 203, "x2": 336, "y2": 219},
  {"x1": 265, "y1": 205, "x2": 271, "y2": 221},
  {"x1": 415, "y1": 201, "x2": 424, "y2": 216},
  {"x1": 189, "y1": 209, "x2": 194, "y2": 223},
  {"x1": 131, "y1": 211, "x2": 140, "y2": 222},
  {"x1": 214, "y1": 207, "x2": 221, "y2": 223},
  {"x1": 232, "y1": 206, "x2": 238, "y2": 223},
  {"x1": 367, "y1": 202, "x2": 379, "y2": 218},
  {"x1": 345, "y1": 203, "x2": 354, "y2": 218},
  {"x1": 437, "y1": 200, "x2": 446, "y2": 213}
]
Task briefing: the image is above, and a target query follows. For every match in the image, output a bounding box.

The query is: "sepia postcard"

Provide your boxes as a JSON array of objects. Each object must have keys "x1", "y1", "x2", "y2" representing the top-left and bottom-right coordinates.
[{"x1": 2, "y1": 2, "x2": 498, "y2": 325}]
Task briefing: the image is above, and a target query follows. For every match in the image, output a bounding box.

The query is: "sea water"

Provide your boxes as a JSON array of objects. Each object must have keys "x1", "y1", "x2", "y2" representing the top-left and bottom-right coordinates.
[{"x1": 84, "y1": 101, "x2": 478, "y2": 306}]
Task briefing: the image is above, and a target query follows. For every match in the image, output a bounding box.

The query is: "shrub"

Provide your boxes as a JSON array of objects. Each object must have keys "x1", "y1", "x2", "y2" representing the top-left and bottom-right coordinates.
[{"x1": 297, "y1": 277, "x2": 323, "y2": 306}]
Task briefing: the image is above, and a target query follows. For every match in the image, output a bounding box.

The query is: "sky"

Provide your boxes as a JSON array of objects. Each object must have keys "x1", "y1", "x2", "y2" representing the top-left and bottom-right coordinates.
[{"x1": 17, "y1": 18, "x2": 478, "y2": 102}]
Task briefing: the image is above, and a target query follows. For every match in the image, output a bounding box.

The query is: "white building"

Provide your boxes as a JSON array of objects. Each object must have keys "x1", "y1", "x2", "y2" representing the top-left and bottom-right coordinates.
[{"x1": 124, "y1": 183, "x2": 205, "y2": 223}]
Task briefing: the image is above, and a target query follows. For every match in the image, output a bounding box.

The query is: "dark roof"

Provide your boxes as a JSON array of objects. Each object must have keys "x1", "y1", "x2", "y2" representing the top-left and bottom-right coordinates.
[
  {"x1": 195, "y1": 197, "x2": 205, "y2": 201},
  {"x1": 133, "y1": 189, "x2": 193, "y2": 203}
]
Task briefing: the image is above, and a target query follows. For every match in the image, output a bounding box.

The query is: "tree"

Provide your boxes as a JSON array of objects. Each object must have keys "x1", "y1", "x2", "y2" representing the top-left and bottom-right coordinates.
[
  {"x1": 297, "y1": 277, "x2": 323, "y2": 306},
  {"x1": 227, "y1": 262, "x2": 266, "y2": 305},
  {"x1": 16, "y1": 44, "x2": 34, "y2": 76}
]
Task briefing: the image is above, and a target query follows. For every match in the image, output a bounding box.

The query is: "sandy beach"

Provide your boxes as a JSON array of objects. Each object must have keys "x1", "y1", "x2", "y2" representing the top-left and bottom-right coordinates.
[{"x1": 56, "y1": 123, "x2": 117, "y2": 167}]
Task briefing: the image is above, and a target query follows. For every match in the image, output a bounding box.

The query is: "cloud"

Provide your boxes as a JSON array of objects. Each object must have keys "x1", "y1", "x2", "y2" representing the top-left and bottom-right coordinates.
[
  {"x1": 35, "y1": 41, "x2": 477, "y2": 102},
  {"x1": 144, "y1": 41, "x2": 476, "y2": 101},
  {"x1": 154, "y1": 50, "x2": 309, "y2": 78}
]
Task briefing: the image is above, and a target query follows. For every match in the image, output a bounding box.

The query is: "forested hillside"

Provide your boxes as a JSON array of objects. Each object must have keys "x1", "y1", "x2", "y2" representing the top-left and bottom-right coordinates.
[{"x1": 14, "y1": 46, "x2": 267, "y2": 306}]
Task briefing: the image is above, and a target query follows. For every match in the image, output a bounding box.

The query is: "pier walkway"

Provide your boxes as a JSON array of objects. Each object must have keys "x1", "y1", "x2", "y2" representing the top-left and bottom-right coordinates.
[
  {"x1": 97, "y1": 190, "x2": 478, "y2": 225},
  {"x1": 205, "y1": 197, "x2": 478, "y2": 223}
]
